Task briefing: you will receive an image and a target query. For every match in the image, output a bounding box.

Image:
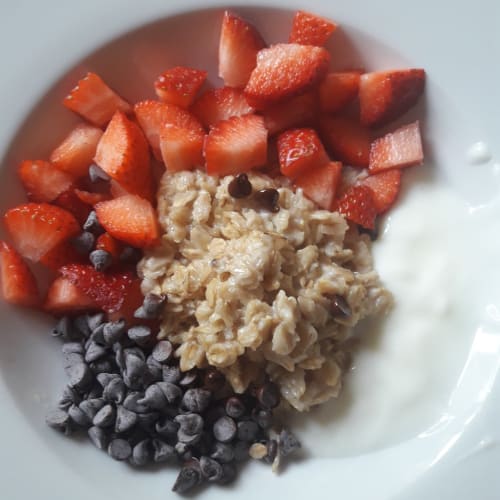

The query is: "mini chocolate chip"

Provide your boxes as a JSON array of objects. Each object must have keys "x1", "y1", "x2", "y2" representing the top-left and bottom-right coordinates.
[
  {"x1": 252, "y1": 408, "x2": 273, "y2": 430},
  {"x1": 108, "y1": 439, "x2": 132, "y2": 461},
  {"x1": 264, "y1": 439, "x2": 278, "y2": 464},
  {"x1": 138, "y1": 383, "x2": 168, "y2": 410},
  {"x1": 79, "y1": 398, "x2": 105, "y2": 421},
  {"x1": 119, "y1": 246, "x2": 142, "y2": 263},
  {"x1": 237, "y1": 420, "x2": 259, "y2": 442},
  {"x1": 68, "y1": 363, "x2": 93, "y2": 391},
  {"x1": 88, "y1": 164, "x2": 111, "y2": 183},
  {"x1": 213, "y1": 416, "x2": 237, "y2": 443},
  {"x1": 58, "y1": 385, "x2": 81, "y2": 409},
  {"x1": 46, "y1": 408, "x2": 69, "y2": 431},
  {"x1": 103, "y1": 320, "x2": 126, "y2": 345},
  {"x1": 152, "y1": 439, "x2": 175, "y2": 463},
  {"x1": 179, "y1": 370, "x2": 198, "y2": 387},
  {"x1": 254, "y1": 188, "x2": 280, "y2": 212},
  {"x1": 175, "y1": 413, "x2": 204, "y2": 436},
  {"x1": 279, "y1": 429, "x2": 301, "y2": 457},
  {"x1": 68, "y1": 404, "x2": 92, "y2": 427},
  {"x1": 85, "y1": 342, "x2": 107, "y2": 363},
  {"x1": 88, "y1": 426, "x2": 109, "y2": 450},
  {"x1": 218, "y1": 462, "x2": 237, "y2": 485},
  {"x1": 200, "y1": 456, "x2": 223, "y2": 482},
  {"x1": 233, "y1": 440, "x2": 250, "y2": 461},
  {"x1": 103, "y1": 377, "x2": 126, "y2": 404},
  {"x1": 115, "y1": 405, "x2": 137, "y2": 433},
  {"x1": 157, "y1": 381, "x2": 183, "y2": 404},
  {"x1": 86, "y1": 312, "x2": 105, "y2": 332},
  {"x1": 89, "y1": 249, "x2": 112, "y2": 271},
  {"x1": 96, "y1": 373, "x2": 120, "y2": 388},
  {"x1": 52, "y1": 316, "x2": 74, "y2": 340},
  {"x1": 225, "y1": 396, "x2": 246, "y2": 419},
  {"x1": 182, "y1": 388, "x2": 211, "y2": 413},
  {"x1": 256, "y1": 382, "x2": 280, "y2": 409},
  {"x1": 131, "y1": 439, "x2": 153, "y2": 466},
  {"x1": 83, "y1": 211, "x2": 104, "y2": 234},
  {"x1": 162, "y1": 365, "x2": 181, "y2": 384},
  {"x1": 328, "y1": 294, "x2": 352, "y2": 319},
  {"x1": 210, "y1": 442, "x2": 234, "y2": 464},
  {"x1": 151, "y1": 340, "x2": 173, "y2": 364},
  {"x1": 127, "y1": 326, "x2": 152, "y2": 347},
  {"x1": 228, "y1": 173, "x2": 252, "y2": 198},
  {"x1": 203, "y1": 368, "x2": 225, "y2": 392},
  {"x1": 92, "y1": 404, "x2": 116, "y2": 428},
  {"x1": 172, "y1": 459, "x2": 203, "y2": 493},
  {"x1": 134, "y1": 293, "x2": 166, "y2": 319},
  {"x1": 72, "y1": 231, "x2": 96, "y2": 255},
  {"x1": 155, "y1": 417, "x2": 179, "y2": 438}
]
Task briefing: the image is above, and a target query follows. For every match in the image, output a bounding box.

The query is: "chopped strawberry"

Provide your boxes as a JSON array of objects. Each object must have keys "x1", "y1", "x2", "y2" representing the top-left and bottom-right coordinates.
[
  {"x1": 18, "y1": 160, "x2": 75, "y2": 202},
  {"x1": 369, "y1": 121, "x2": 423, "y2": 173},
  {"x1": 244, "y1": 43, "x2": 330, "y2": 110},
  {"x1": 0, "y1": 241, "x2": 40, "y2": 307},
  {"x1": 218, "y1": 10, "x2": 267, "y2": 88},
  {"x1": 359, "y1": 69, "x2": 426, "y2": 127},
  {"x1": 53, "y1": 189, "x2": 92, "y2": 225},
  {"x1": 44, "y1": 277, "x2": 97, "y2": 315},
  {"x1": 59, "y1": 264, "x2": 139, "y2": 315},
  {"x1": 294, "y1": 161, "x2": 342, "y2": 209},
  {"x1": 159, "y1": 122, "x2": 205, "y2": 172},
  {"x1": 361, "y1": 169, "x2": 402, "y2": 213},
  {"x1": 333, "y1": 185, "x2": 377, "y2": 229},
  {"x1": 95, "y1": 232, "x2": 123, "y2": 259},
  {"x1": 204, "y1": 114, "x2": 268, "y2": 176},
  {"x1": 109, "y1": 180, "x2": 129, "y2": 198},
  {"x1": 154, "y1": 66, "x2": 207, "y2": 108},
  {"x1": 4, "y1": 203, "x2": 80, "y2": 262},
  {"x1": 94, "y1": 111, "x2": 152, "y2": 201},
  {"x1": 63, "y1": 72, "x2": 131, "y2": 128},
  {"x1": 319, "y1": 71, "x2": 361, "y2": 114},
  {"x1": 289, "y1": 10, "x2": 337, "y2": 46},
  {"x1": 320, "y1": 115, "x2": 372, "y2": 167},
  {"x1": 50, "y1": 124, "x2": 103, "y2": 178},
  {"x1": 277, "y1": 128, "x2": 329, "y2": 179},
  {"x1": 39, "y1": 241, "x2": 84, "y2": 271},
  {"x1": 94, "y1": 194, "x2": 159, "y2": 248},
  {"x1": 107, "y1": 277, "x2": 144, "y2": 323},
  {"x1": 74, "y1": 189, "x2": 110, "y2": 206},
  {"x1": 262, "y1": 91, "x2": 319, "y2": 136},
  {"x1": 191, "y1": 87, "x2": 254, "y2": 128}
]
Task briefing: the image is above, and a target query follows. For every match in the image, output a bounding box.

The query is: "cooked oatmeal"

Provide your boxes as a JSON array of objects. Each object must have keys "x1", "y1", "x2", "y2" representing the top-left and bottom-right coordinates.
[{"x1": 139, "y1": 170, "x2": 392, "y2": 411}]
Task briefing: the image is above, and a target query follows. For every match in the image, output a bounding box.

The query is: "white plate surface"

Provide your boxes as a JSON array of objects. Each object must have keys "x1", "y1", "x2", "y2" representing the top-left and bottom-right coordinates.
[{"x1": 1, "y1": 1, "x2": 500, "y2": 499}]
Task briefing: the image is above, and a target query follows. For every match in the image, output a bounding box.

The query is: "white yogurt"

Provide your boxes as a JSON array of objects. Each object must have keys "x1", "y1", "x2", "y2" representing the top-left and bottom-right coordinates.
[{"x1": 288, "y1": 181, "x2": 491, "y2": 457}]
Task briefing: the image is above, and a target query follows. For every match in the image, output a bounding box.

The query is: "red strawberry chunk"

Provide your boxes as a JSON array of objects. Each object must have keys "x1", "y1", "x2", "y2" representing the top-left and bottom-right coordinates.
[
  {"x1": 63, "y1": 72, "x2": 131, "y2": 128},
  {"x1": 244, "y1": 43, "x2": 330, "y2": 110},
  {"x1": 39, "y1": 240, "x2": 84, "y2": 271},
  {"x1": 333, "y1": 184, "x2": 377, "y2": 229},
  {"x1": 218, "y1": 10, "x2": 267, "y2": 88},
  {"x1": 44, "y1": 277, "x2": 97, "y2": 315},
  {"x1": 0, "y1": 241, "x2": 40, "y2": 307},
  {"x1": 159, "y1": 123, "x2": 204, "y2": 172},
  {"x1": 191, "y1": 87, "x2": 254, "y2": 128},
  {"x1": 50, "y1": 124, "x2": 103, "y2": 178},
  {"x1": 154, "y1": 66, "x2": 207, "y2": 108},
  {"x1": 262, "y1": 91, "x2": 319, "y2": 136},
  {"x1": 204, "y1": 114, "x2": 268, "y2": 176},
  {"x1": 59, "y1": 264, "x2": 138, "y2": 314},
  {"x1": 319, "y1": 71, "x2": 361, "y2": 114},
  {"x1": 361, "y1": 169, "x2": 402, "y2": 213},
  {"x1": 4, "y1": 203, "x2": 80, "y2": 262},
  {"x1": 294, "y1": 161, "x2": 342, "y2": 210},
  {"x1": 74, "y1": 189, "x2": 110, "y2": 206},
  {"x1": 53, "y1": 189, "x2": 92, "y2": 225},
  {"x1": 95, "y1": 194, "x2": 159, "y2": 248},
  {"x1": 320, "y1": 115, "x2": 372, "y2": 167},
  {"x1": 18, "y1": 160, "x2": 75, "y2": 203},
  {"x1": 96, "y1": 233, "x2": 123, "y2": 259},
  {"x1": 277, "y1": 128, "x2": 329, "y2": 179},
  {"x1": 359, "y1": 69, "x2": 425, "y2": 127},
  {"x1": 289, "y1": 10, "x2": 337, "y2": 46},
  {"x1": 94, "y1": 111, "x2": 152, "y2": 201},
  {"x1": 369, "y1": 121, "x2": 423, "y2": 173}
]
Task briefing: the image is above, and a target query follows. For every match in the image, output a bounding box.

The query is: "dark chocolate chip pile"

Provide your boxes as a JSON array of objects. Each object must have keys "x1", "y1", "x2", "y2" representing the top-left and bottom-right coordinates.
[{"x1": 46, "y1": 313, "x2": 300, "y2": 494}]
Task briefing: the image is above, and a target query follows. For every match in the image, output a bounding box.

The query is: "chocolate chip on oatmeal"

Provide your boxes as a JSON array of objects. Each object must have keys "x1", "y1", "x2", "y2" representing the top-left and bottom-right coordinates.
[
  {"x1": 256, "y1": 382, "x2": 280, "y2": 409},
  {"x1": 328, "y1": 294, "x2": 352, "y2": 319},
  {"x1": 254, "y1": 188, "x2": 280, "y2": 212},
  {"x1": 134, "y1": 293, "x2": 167, "y2": 319},
  {"x1": 228, "y1": 173, "x2": 253, "y2": 198}
]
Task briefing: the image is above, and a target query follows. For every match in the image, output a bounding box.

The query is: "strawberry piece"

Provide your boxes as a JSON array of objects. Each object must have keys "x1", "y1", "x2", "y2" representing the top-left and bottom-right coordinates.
[
  {"x1": 53, "y1": 189, "x2": 92, "y2": 225},
  {"x1": 289, "y1": 10, "x2": 337, "y2": 46},
  {"x1": 63, "y1": 72, "x2": 131, "y2": 128},
  {"x1": 369, "y1": 121, "x2": 423, "y2": 173},
  {"x1": 320, "y1": 116, "x2": 372, "y2": 167},
  {"x1": 159, "y1": 123, "x2": 205, "y2": 172},
  {"x1": 44, "y1": 277, "x2": 97, "y2": 315},
  {"x1": 244, "y1": 43, "x2": 330, "y2": 110},
  {"x1": 39, "y1": 241, "x2": 84, "y2": 271},
  {"x1": 74, "y1": 189, "x2": 110, "y2": 206},
  {"x1": 294, "y1": 161, "x2": 342, "y2": 210},
  {"x1": 96, "y1": 232, "x2": 123, "y2": 259},
  {"x1": 262, "y1": 91, "x2": 319, "y2": 136},
  {"x1": 0, "y1": 241, "x2": 40, "y2": 307},
  {"x1": 191, "y1": 87, "x2": 254, "y2": 128},
  {"x1": 50, "y1": 124, "x2": 104, "y2": 178},
  {"x1": 59, "y1": 264, "x2": 137, "y2": 314},
  {"x1": 18, "y1": 160, "x2": 75, "y2": 202},
  {"x1": 359, "y1": 69, "x2": 425, "y2": 127},
  {"x1": 154, "y1": 66, "x2": 207, "y2": 108},
  {"x1": 107, "y1": 277, "x2": 144, "y2": 323},
  {"x1": 204, "y1": 114, "x2": 268, "y2": 176},
  {"x1": 4, "y1": 203, "x2": 80, "y2": 262},
  {"x1": 333, "y1": 185, "x2": 377, "y2": 229},
  {"x1": 218, "y1": 10, "x2": 267, "y2": 88},
  {"x1": 361, "y1": 169, "x2": 402, "y2": 213},
  {"x1": 109, "y1": 180, "x2": 129, "y2": 198},
  {"x1": 94, "y1": 111, "x2": 152, "y2": 201},
  {"x1": 277, "y1": 128, "x2": 329, "y2": 179},
  {"x1": 319, "y1": 71, "x2": 361, "y2": 114},
  {"x1": 95, "y1": 194, "x2": 159, "y2": 248}
]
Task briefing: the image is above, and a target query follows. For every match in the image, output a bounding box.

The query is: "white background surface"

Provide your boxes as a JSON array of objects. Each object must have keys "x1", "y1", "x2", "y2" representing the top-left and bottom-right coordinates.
[{"x1": 1, "y1": 1, "x2": 500, "y2": 499}]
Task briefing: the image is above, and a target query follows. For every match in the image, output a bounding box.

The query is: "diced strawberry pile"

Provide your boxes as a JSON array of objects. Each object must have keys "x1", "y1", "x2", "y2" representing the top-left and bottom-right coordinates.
[{"x1": 0, "y1": 9, "x2": 426, "y2": 311}]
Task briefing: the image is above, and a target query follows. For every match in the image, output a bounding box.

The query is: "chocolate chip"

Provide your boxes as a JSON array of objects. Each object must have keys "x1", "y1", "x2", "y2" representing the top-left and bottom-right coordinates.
[
  {"x1": 115, "y1": 405, "x2": 137, "y2": 433},
  {"x1": 213, "y1": 416, "x2": 237, "y2": 443},
  {"x1": 89, "y1": 249, "x2": 112, "y2": 271},
  {"x1": 67, "y1": 363, "x2": 93, "y2": 391},
  {"x1": 119, "y1": 246, "x2": 142, "y2": 263},
  {"x1": 225, "y1": 396, "x2": 246, "y2": 419},
  {"x1": 103, "y1": 320, "x2": 126, "y2": 345},
  {"x1": 138, "y1": 383, "x2": 168, "y2": 410},
  {"x1": 200, "y1": 456, "x2": 223, "y2": 482},
  {"x1": 108, "y1": 439, "x2": 132, "y2": 461},
  {"x1": 134, "y1": 293, "x2": 166, "y2": 319},
  {"x1": 228, "y1": 173, "x2": 252, "y2": 198},
  {"x1": 256, "y1": 382, "x2": 280, "y2": 409},
  {"x1": 237, "y1": 420, "x2": 259, "y2": 442},
  {"x1": 218, "y1": 462, "x2": 237, "y2": 485},
  {"x1": 88, "y1": 164, "x2": 110, "y2": 183},
  {"x1": 131, "y1": 439, "x2": 153, "y2": 466},
  {"x1": 127, "y1": 326, "x2": 152, "y2": 347},
  {"x1": 172, "y1": 459, "x2": 203, "y2": 493},
  {"x1": 210, "y1": 442, "x2": 234, "y2": 464},
  {"x1": 72, "y1": 231, "x2": 96, "y2": 255},
  {"x1": 203, "y1": 368, "x2": 225, "y2": 392},
  {"x1": 92, "y1": 404, "x2": 116, "y2": 428},
  {"x1": 157, "y1": 381, "x2": 182, "y2": 404},
  {"x1": 162, "y1": 365, "x2": 181, "y2": 384},
  {"x1": 252, "y1": 408, "x2": 273, "y2": 430},
  {"x1": 152, "y1": 439, "x2": 175, "y2": 463},
  {"x1": 46, "y1": 408, "x2": 69, "y2": 431},
  {"x1": 328, "y1": 294, "x2": 352, "y2": 319},
  {"x1": 175, "y1": 413, "x2": 204, "y2": 436},
  {"x1": 83, "y1": 211, "x2": 104, "y2": 234},
  {"x1": 155, "y1": 417, "x2": 179, "y2": 438},
  {"x1": 254, "y1": 188, "x2": 280, "y2": 212},
  {"x1": 278, "y1": 429, "x2": 301, "y2": 457},
  {"x1": 79, "y1": 398, "x2": 105, "y2": 421},
  {"x1": 182, "y1": 388, "x2": 211, "y2": 413},
  {"x1": 102, "y1": 377, "x2": 126, "y2": 404},
  {"x1": 233, "y1": 440, "x2": 250, "y2": 462},
  {"x1": 151, "y1": 340, "x2": 173, "y2": 364},
  {"x1": 85, "y1": 342, "x2": 107, "y2": 363},
  {"x1": 88, "y1": 426, "x2": 109, "y2": 450}
]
